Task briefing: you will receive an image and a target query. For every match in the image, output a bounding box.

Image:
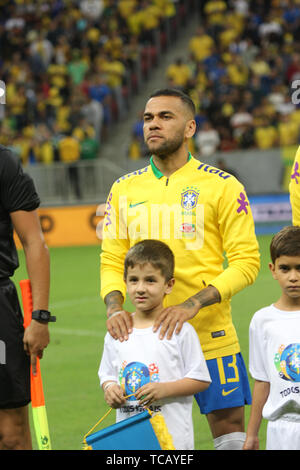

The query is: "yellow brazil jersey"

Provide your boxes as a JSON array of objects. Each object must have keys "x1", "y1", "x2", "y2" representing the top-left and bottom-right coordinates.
[
  {"x1": 278, "y1": 120, "x2": 299, "y2": 146},
  {"x1": 189, "y1": 35, "x2": 214, "y2": 62},
  {"x1": 227, "y1": 62, "x2": 248, "y2": 86},
  {"x1": 254, "y1": 126, "x2": 277, "y2": 149},
  {"x1": 289, "y1": 145, "x2": 300, "y2": 226},
  {"x1": 166, "y1": 63, "x2": 192, "y2": 87},
  {"x1": 58, "y1": 137, "x2": 80, "y2": 162},
  {"x1": 101, "y1": 155, "x2": 260, "y2": 359}
]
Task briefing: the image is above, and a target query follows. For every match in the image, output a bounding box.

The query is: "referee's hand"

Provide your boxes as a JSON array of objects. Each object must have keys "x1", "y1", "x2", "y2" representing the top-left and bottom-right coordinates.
[{"x1": 23, "y1": 320, "x2": 50, "y2": 375}]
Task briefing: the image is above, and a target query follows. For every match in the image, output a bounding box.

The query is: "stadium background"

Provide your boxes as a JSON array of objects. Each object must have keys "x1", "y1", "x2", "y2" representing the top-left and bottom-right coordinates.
[{"x1": 2, "y1": 0, "x2": 299, "y2": 449}]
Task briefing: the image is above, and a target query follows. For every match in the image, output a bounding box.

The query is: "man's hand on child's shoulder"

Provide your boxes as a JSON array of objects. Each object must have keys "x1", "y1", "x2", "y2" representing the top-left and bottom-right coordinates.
[{"x1": 106, "y1": 309, "x2": 133, "y2": 342}]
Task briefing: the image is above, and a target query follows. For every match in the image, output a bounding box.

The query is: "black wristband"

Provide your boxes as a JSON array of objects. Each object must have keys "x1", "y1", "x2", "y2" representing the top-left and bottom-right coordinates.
[{"x1": 32, "y1": 310, "x2": 56, "y2": 323}]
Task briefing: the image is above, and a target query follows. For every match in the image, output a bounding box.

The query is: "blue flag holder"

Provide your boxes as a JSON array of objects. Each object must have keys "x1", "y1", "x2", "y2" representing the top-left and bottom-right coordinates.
[{"x1": 83, "y1": 409, "x2": 162, "y2": 450}]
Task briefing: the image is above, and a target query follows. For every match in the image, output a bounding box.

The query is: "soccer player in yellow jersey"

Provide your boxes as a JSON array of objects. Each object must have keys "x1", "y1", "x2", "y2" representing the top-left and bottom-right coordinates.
[
  {"x1": 100, "y1": 89, "x2": 260, "y2": 450},
  {"x1": 289, "y1": 145, "x2": 300, "y2": 226}
]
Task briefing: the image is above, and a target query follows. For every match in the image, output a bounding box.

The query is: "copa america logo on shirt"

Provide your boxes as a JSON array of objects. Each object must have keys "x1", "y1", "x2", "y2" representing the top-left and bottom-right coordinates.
[
  {"x1": 96, "y1": 191, "x2": 204, "y2": 250},
  {"x1": 120, "y1": 361, "x2": 160, "y2": 401},
  {"x1": 0, "y1": 80, "x2": 6, "y2": 104},
  {"x1": 274, "y1": 343, "x2": 300, "y2": 382}
]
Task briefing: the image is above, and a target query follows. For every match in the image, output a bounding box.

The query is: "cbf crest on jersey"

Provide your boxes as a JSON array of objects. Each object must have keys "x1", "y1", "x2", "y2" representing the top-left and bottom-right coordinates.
[{"x1": 181, "y1": 186, "x2": 199, "y2": 210}]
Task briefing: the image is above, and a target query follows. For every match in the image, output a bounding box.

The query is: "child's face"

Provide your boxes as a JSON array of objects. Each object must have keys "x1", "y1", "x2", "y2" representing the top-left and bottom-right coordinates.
[
  {"x1": 269, "y1": 255, "x2": 300, "y2": 299},
  {"x1": 125, "y1": 262, "x2": 174, "y2": 313}
]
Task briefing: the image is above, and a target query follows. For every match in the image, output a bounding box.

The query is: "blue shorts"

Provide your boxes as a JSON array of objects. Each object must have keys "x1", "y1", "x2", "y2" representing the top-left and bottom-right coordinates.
[{"x1": 194, "y1": 353, "x2": 252, "y2": 415}]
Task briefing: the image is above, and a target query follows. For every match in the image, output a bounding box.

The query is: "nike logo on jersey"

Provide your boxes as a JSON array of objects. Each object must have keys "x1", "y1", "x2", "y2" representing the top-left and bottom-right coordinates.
[
  {"x1": 222, "y1": 387, "x2": 239, "y2": 396},
  {"x1": 129, "y1": 201, "x2": 148, "y2": 208}
]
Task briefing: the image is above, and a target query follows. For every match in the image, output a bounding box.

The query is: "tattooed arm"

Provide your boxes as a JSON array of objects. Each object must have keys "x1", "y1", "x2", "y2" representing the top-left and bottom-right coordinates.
[
  {"x1": 182, "y1": 286, "x2": 221, "y2": 311},
  {"x1": 153, "y1": 285, "x2": 221, "y2": 340},
  {"x1": 105, "y1": 290, "x2": 133, "y2": 342},
  {"x1": 105, "y1": 290, "x2": 124, "y2": 317}
]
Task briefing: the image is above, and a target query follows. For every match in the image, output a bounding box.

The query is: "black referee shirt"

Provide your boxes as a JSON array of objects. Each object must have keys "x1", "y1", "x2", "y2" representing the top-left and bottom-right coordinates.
[{"x1": 0, "y1": 145, "x2": 40, "y2": 278}]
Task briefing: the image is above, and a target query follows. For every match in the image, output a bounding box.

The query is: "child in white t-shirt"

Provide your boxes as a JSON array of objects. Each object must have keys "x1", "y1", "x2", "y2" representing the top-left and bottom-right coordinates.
[
  {"x1": 99, "y1": 239, "x2": 211, "y2": 450},
  {"x1": 244, "y1": 226, "x2": 300, "y2": 450}
]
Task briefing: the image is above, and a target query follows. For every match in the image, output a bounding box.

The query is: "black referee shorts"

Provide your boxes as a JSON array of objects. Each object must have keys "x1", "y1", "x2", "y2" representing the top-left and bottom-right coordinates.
[{"x1": 0, "y1": 279, "x2": 30, "y2": 409}]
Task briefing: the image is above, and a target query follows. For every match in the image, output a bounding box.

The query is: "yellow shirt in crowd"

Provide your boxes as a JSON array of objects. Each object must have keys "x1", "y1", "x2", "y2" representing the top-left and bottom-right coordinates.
[{"x1": 58, "y1": 136, "x2": 80, "y2": 162}]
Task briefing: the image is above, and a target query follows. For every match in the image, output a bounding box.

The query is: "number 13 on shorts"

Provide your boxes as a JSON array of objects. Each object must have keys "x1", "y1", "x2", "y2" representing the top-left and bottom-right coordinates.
[
  {"x1": 217, "y1": 355, "x2": 239, "y2": 386},
  {"x1": 194, "y1": 353, "x2": 252, "y2": 414}
]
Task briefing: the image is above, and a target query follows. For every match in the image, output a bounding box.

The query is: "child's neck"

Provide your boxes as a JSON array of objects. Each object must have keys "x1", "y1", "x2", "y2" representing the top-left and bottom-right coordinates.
[
  {"x1": 132, "y1": 305, "x2": 163, "y2": 329},
  {"x1": 274, "y1": 295, "x2": 300, "y2": 311}
]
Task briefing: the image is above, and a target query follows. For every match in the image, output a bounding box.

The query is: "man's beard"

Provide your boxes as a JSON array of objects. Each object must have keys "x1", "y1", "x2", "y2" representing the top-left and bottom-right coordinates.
[{"x1": 145, "y1": 134, "x2": 184, "y2": 159}]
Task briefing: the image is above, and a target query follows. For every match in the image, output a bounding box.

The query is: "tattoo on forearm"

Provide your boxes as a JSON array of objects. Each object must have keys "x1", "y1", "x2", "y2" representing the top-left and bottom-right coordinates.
[
  {"x1": 104, "y1": 291, "x2": 124, "y2": 316},
  {"x1": 183, "y1": 286, "x2": 221, "y2": 311},
  {"x1": 182, "y1": 298, "x2": 197, "y2": 309}
]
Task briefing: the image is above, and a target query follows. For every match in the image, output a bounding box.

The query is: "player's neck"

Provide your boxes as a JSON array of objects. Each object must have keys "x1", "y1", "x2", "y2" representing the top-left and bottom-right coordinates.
[
  {"x1": 274, "y1": 294, "x2": 300, "y2": 311},
  {"x1": 152, "y1": 148, "x2": 190, "y2": 177},
  {"x1": 132, "y1": 305, "x2": 164, "y2": 329}
]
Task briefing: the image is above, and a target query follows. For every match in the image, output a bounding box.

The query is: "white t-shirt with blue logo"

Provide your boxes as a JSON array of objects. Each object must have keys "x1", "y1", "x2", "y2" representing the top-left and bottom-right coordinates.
[
  {"x1": 249, "y1": 304, "x2": 300, "y2": 422},
  {"x1": 99, "y1": 322, "x2": 211, "y2": 450}
]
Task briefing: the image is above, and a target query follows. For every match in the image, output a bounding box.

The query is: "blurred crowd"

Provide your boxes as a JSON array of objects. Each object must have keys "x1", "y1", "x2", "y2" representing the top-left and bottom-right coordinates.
[
  {"x1": 0, "y1": 0, "x2": 179, "y2": 165},
  {"x1": 129, "y1": 0, "x2": 300, "y2": 160}
]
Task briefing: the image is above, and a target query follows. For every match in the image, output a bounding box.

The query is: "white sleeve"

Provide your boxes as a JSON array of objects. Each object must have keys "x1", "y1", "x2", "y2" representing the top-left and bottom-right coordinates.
[
  {"x1": 98, "y1": 333, "x2": 119, "y2": 387},
  {"x1": 178, "y1": 324, "x2": 211, "y2": 383},
  {"x1": 249, "y1": 315, "x2": 269, "y2": 381}
]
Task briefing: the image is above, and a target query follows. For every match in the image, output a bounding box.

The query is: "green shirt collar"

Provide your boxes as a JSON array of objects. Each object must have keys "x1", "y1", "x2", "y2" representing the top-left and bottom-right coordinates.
[{"x1": 150, "y1": 152, "x2": 192, "y2": 179}]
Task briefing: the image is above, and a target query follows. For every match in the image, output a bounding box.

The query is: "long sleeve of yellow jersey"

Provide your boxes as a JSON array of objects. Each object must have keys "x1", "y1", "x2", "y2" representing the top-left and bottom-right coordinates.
[
  {"x1": 207, "y1": 176, "x2": 260, "y2": 300},
  {"x1": 289, "y1": 145, "x2": 300, "y2": 226},
  {"x1": 100, "y1": 181, "x2": 130, "y2": 301}
]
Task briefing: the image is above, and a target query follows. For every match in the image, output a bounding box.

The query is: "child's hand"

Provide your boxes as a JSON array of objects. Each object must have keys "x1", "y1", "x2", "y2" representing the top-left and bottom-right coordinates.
[
  {"x1": 243, "y1": 435, "x2": 259, "y2": 450},
  {"x1": 104, "y1": 383, "x2": 126, "y2": 409},
  {"x1": 135, "y1": 383, "x2": 166, "y2": 406}
]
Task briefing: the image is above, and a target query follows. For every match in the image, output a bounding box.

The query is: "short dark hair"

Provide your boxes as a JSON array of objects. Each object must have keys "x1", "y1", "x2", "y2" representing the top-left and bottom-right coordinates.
[
  {"x1": 149, "y1": 88, "x2": 196, "y2": 117},
  {"x1": 270, "y1": 225, "x2": 300, "y2": 263},
  {"x1": 124, "y1": 239, "x2": 175, "y2": 281}
]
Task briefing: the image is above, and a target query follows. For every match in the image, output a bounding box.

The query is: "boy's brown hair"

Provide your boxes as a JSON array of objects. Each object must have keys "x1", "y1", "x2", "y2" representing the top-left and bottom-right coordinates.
[
  {"x1": 124, "y1": 239, "x2": 174, "y2": 281},
  {"x1": 270, "y1": 225, "x2": 300, "y2": 263}
]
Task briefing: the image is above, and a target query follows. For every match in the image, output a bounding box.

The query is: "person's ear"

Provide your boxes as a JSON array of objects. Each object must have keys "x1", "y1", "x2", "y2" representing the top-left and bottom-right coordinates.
[
  {"x1": 165, "y1": 277, "x2": 175, "y2": 295},
  {"x1": 269, "y1": 262, "x2": 277, "y2": 280}
]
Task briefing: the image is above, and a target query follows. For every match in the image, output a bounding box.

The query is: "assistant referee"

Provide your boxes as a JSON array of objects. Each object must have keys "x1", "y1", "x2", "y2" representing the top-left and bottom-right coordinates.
[{"x1": 0, "y1": 145, "x2": 51, "y2": 450}]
